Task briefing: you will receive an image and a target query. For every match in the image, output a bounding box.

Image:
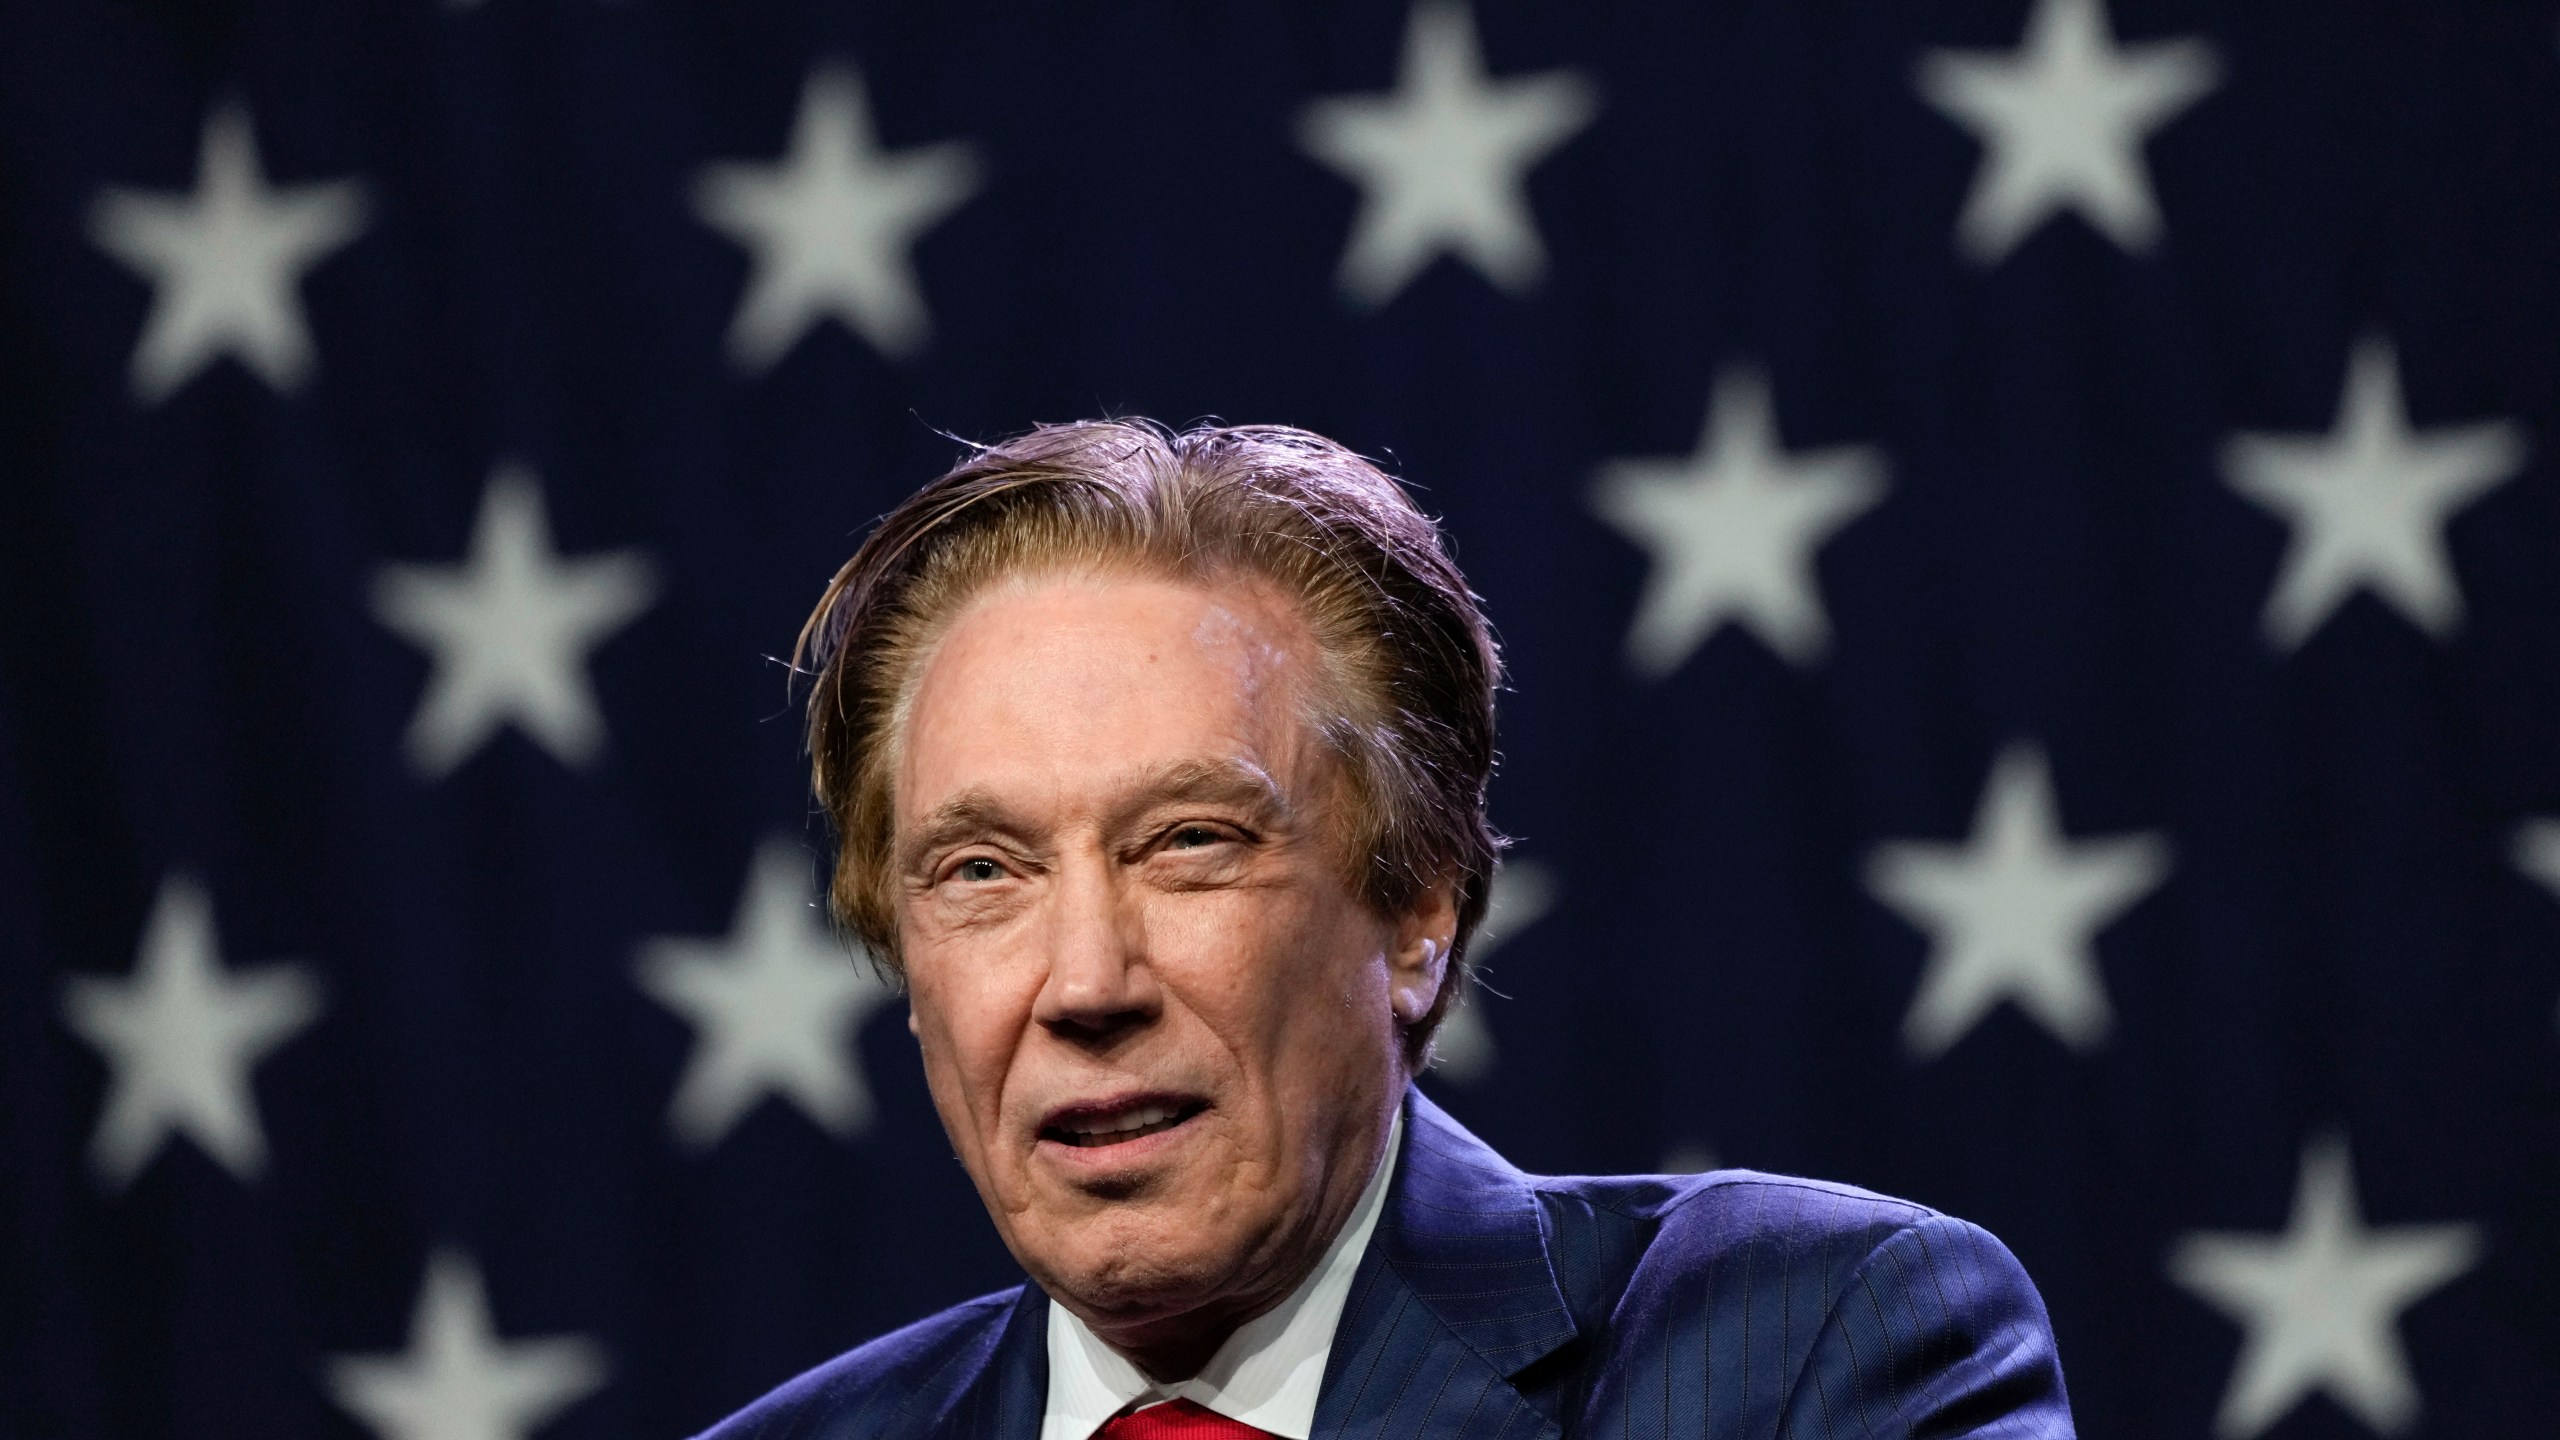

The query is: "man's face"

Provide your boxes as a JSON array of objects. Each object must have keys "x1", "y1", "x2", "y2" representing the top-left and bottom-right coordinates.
[{"x1": 892, "y1": 569, "x2": 1448, "y2": 1360}]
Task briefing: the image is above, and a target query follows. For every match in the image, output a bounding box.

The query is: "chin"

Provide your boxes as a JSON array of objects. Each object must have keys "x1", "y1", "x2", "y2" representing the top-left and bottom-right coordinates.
[{"x1": 1033, "y1": 1212, "x2": 1248, "y2": 1322}]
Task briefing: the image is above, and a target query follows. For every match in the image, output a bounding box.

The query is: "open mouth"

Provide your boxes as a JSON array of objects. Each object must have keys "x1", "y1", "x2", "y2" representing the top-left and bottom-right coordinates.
[{"x1": 1040, "y1": 1098, "x2": 1208, "y2": 1149}]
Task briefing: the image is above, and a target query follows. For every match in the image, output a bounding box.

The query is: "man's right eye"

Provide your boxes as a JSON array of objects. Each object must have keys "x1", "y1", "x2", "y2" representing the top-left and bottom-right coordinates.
[{"x1": 952, "y1": 857, "x2": 1006, "y2": 883}]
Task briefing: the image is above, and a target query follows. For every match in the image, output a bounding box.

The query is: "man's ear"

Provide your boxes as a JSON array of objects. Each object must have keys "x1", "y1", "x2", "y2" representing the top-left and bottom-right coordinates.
[{"x1": 1387, "y1": 881, "x2": 1460, "y2": 1026}]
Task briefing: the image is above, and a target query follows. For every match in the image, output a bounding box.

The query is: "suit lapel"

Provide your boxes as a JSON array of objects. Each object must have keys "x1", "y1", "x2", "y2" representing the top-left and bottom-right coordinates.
[
  {"x1": 1312, "y1": 1090, "x2": 1575, "y2": 1440},
  {"x1": 914, "y1": 1282, "x2": 1049, "y2": 1440}
]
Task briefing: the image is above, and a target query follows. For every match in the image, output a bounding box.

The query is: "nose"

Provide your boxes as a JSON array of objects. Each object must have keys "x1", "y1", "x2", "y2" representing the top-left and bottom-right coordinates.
[{"x1": 1030, "y1": 850, "x2": 1159, "y2": 1040}]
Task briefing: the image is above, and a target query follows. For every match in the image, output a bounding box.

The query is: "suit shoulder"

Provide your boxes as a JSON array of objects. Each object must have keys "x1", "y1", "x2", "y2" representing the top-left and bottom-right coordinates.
[
  {"x1": 695, "y1": 1287, "x2": 1027, "y2": 1440},
  {"x1": 1531, "y1": 1174, "x2": 2069, "y2": 1433},
  {"x1": 1542, "y1": 1167, "x2": 1936, "y2": 1248},
  {"x1": 1531, "y1": 1170, "x2": 1949, "y2": 1326}
]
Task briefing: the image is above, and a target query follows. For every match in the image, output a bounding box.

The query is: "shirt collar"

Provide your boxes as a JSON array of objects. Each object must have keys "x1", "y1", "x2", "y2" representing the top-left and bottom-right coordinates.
[{"x1": 1040, "y1": 1104, "x2": 1403, "y2": 1440}]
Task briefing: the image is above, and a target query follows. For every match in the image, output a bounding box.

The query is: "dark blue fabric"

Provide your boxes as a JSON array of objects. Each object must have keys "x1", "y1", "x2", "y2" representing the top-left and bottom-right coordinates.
[{"x1": 699, "y1": 1090, "x2": 2070, "y2": 1440}]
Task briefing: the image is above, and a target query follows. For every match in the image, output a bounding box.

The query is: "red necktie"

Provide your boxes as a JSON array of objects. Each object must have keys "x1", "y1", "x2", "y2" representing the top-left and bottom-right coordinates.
[{"x1": 1093, "y1": 1398, "x2": 1276, "y2": 1439}]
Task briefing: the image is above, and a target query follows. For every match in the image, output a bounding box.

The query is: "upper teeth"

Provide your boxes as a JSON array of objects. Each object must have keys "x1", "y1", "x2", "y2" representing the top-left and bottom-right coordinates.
[{"x1": 1069, "y1": 1104, "x2": 1176, "y2": 1135}]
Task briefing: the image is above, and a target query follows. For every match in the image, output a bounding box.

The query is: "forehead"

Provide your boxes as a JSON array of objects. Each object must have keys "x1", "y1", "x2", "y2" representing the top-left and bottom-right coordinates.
[{"x1": 895, "y1": 569, "x2": 1325, "y2": 818}]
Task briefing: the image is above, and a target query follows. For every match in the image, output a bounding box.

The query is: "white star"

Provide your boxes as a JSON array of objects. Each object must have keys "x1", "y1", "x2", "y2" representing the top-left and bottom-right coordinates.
[
  {"x1": 1297, "y1": 0, "x2": 1597, "y2": 308},
  {"x1": 2512, "y1": 818, "x2": 2560, "y2": 1028},
  {"x1": 1429, "y1": 859, "x2": 1559, "y2": 1086},
  {"x1": 372, "y1": 464, "x2": 657, "y2": 779},
  {"x1": 1658, "y1": 1143, "x2": 1720, "y2": 1176},
  {"x1": 329, "y1": 1249, "x2": 608, "y2": 1440},
  {"x1": 2513, "y1": 817, "x2": 2560, "y2": 900},
  {"x1": 692, "y1": 66, "x2": 980, "y2": 368},
  {"x1": 635, "y1": 839, "x2": 899, "y2": 1149},
  {"x1": 1915, "y1": 0, "x2": 2218, "y2": 264},
  {"x1": 87, "y1": 100, "x2": 366, "y2": 402},
  {"x1": 2169, "y1": 1133, "x2": 2480, "y2": 1438},
  {"x1": 1866, "y1": 744, "x2": 2170, "y2": 1059},
  {"x1": 2222, "y1": 337, "x2": 2526, "y2": 651},
  {"x1": 1592, "y1": 371, "x2": 1888, "y2": 676},
  {"x1": 60, "y1": 874, "x2": 321, "y2": 1191}
]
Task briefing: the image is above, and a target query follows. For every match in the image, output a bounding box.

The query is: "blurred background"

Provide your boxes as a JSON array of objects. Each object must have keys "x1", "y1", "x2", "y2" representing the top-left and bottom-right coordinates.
[{"x1": 6, "y1": 0, "x2": 2559, "y2": 1436}]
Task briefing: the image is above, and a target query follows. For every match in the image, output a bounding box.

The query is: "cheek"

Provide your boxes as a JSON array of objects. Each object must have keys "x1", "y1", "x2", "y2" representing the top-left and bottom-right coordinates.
[
  {"x1": 905, "y1": 948, "x2": 1033, "y2": 1125},
  {"x1": 1152, "y1": 888, "x2": 1394, "y2": 1075}
]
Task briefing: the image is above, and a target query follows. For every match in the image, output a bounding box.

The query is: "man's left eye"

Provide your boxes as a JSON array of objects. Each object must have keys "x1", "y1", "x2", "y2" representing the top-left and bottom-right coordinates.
[{"x1": 1167, "y1": 826, "x2": 1224, "y2": 850}]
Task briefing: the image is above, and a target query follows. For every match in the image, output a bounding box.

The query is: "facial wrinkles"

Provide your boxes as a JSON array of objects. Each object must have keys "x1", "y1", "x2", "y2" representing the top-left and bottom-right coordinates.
[
  {"x1": 880, "y1": 564, "x2": 1105, "y2": 823},
  {"x1": 1192, "y1": 850, "x2": 1383, "y2": 1226},
  {"x1": 936, "y1": 597, "x2": 1252, "y2": 1123},
  {"x1": 894, "y1": 570, "x2": 1404, "y2": 1342},
  {"x1": 885, "y1": 565, "x2": 1355, "y2": 917},
  {"x1": 1055, "y1": 885, "x2": 1374, "y2": 1320}
]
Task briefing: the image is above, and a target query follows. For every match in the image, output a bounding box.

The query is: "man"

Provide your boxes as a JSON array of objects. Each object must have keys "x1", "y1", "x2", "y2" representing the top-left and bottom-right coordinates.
[{"x1": 711, "y1": 421, "x2": 2072, "y2": 1440}]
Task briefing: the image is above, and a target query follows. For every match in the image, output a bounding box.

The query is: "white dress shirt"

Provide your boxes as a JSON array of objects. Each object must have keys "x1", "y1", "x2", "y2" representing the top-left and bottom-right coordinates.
[{"x1": 1039, "y1": 1106, "x2": 1403, "y2": 1440}]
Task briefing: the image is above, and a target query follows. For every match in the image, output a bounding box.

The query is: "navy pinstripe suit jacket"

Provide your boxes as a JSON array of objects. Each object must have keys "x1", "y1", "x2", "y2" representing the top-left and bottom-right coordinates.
[{"x1": 703, "y1": 1090, "x2": 2073, "y2": 1439}]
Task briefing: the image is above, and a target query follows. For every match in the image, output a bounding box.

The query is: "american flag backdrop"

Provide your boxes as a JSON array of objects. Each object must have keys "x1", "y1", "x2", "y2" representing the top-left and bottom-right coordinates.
[{"x1": 4, "y1": 0, "x2": 2558, "y2": 1435}]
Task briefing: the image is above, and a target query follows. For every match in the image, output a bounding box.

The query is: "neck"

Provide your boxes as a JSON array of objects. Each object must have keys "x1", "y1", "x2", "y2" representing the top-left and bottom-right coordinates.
[{"x1": 1101, "y1": 1303, "x2": 1262, "y2": 1385}]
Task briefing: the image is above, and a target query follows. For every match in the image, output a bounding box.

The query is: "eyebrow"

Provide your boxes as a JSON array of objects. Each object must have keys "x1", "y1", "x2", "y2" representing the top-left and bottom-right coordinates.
[
  {"x1": 897, "y1": 792, "x2": 1022, "y2": 877},
  {"x1": 896, "y1": 757, "x2": 1292, "y2": 876},
  {"x1": 1108, "y1": 757, "x2": 1291, "y2": 835}
]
